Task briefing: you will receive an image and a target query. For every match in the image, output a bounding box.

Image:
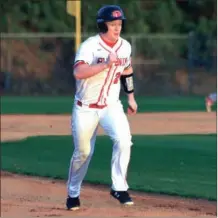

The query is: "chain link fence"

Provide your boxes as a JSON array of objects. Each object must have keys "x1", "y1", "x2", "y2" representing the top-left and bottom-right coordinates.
[{"x1": 0, "y1": 32, "x2": 216, "y2": 96}]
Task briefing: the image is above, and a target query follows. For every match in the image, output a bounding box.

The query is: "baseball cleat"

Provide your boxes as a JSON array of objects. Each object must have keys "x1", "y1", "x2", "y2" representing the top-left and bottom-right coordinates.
[
  {"x1": 110, "y1": 189, "x2": 134, "y2": 205},
  {"x1": 66, "y1": 196, "x2": 80, "y2": 211}
]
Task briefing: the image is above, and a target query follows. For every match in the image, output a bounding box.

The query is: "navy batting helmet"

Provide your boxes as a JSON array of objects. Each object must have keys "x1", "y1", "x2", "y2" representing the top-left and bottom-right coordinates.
[{"x1": 97, "y1": 5, "x2": 126, "y2": 33}]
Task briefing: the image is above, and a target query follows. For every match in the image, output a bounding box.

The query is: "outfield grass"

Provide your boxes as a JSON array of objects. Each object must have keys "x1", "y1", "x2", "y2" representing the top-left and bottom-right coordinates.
[
  {"x1": 0, "y1": 95, "x2": 209, "y2": 114},
  {"x1": 1, "y1": 134, "x2": 216, "y2": 200}
]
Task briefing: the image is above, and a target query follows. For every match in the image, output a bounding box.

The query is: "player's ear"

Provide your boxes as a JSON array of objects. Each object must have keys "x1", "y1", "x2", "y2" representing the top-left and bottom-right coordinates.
[
  {"x1": 97, "y1": 23, "x2": 108, "y2": 33},
  {"x1": 121, "y1": 20, "x2": 125, "y2": 33}
]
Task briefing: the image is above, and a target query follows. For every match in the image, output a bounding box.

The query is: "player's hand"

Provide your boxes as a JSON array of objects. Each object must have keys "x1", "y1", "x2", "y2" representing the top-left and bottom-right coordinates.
[
  {"x1": 127, "y1": 98, "x2": 138, "y2": 115},
  {"x1": 106, "y1": 53, "x2": 117, "y2": 67}
]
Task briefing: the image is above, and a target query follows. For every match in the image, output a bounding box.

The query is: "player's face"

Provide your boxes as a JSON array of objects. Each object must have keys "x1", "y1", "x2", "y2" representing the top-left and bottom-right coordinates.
[{"x1": 105, "y1": 20, "x2": 122, "y2": 42}]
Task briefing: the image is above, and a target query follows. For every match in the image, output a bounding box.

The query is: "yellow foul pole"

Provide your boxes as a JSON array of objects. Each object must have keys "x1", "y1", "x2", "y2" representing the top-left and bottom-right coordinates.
[{"x1": 66, "y1": 0, "x2": 81, "y2": 52}]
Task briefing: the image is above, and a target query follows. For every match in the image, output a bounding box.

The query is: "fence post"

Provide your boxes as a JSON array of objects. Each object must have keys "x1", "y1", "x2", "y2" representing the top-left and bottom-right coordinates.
[
  {"x1": 131, "y1": 36, "x2": 136, "y2": 57},
  {"x1": 7, "y1": 39, "x2": 12, "y2": 73},
  {"x1": 187, "y1": 31, "x2": 195, "y2": 95},
  {"x1": 7, "y1": 16, "x2": 12, "y2": 75}
]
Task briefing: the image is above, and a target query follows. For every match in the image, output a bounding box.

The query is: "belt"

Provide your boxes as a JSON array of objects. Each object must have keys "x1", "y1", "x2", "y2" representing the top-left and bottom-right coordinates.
[{"x1": 77, "y1": 100, "x2": 106, "y2": 109}]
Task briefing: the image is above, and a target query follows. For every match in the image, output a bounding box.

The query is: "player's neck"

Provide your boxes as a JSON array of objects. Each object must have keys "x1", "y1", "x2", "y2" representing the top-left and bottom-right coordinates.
[{"x1": 100, "y1": 34, "x2": 118, "y2": 48}]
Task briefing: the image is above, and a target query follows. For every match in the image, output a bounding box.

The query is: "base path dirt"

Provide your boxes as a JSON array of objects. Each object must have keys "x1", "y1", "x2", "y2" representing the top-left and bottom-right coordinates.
[{"x1": 1, "y1": 112, "x2": 217, "y2": 217}]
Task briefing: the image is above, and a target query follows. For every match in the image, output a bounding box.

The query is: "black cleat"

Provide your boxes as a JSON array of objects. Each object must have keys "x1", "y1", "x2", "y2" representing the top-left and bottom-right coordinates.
[
  {"x1": 66, "y1": 196, "x2": 80, "y2": 210},
  {"x1": 110, "y1": 189, "x2": 134, "y2": 205}
]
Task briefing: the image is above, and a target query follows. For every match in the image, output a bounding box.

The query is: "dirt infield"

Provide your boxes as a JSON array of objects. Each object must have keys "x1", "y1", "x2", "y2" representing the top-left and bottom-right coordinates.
[{"x1": 1, "y1": 112, "x2": 217, "y2": 217}]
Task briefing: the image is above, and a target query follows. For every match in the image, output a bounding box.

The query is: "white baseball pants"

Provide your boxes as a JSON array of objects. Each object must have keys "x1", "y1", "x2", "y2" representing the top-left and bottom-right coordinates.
[{"x1": 67, "y1": 100, "x2": 132, "y2": 197}]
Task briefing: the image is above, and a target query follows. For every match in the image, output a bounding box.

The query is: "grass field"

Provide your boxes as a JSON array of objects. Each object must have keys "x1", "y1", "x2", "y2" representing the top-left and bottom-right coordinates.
[
  {"x1": 0, "y1": 95, "x2": 209, "y2": 114},
  {"x1": 2, "y1": 134, "x2": 216, "y2": 200}
]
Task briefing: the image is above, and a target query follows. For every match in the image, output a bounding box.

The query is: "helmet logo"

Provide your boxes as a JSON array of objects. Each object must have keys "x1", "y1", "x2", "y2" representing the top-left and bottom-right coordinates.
[{"x1": 112, "y1": 10, "x2": 122, "y2": 18}]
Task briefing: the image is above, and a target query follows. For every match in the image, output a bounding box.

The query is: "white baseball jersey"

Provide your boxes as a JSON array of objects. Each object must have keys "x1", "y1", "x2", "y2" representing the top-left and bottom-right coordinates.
[{"x1": 73, "y1": 34, "x2": 131, "y2": 106}]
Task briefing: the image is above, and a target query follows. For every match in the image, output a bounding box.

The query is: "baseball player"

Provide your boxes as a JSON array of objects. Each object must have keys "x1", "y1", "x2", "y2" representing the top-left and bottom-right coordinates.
[
  {"x1": 205, "y1": 92, "x2": 217, "y2": 112},
  {"x1": 66, "y1": 5, "x2": 138, "y2": 210}
]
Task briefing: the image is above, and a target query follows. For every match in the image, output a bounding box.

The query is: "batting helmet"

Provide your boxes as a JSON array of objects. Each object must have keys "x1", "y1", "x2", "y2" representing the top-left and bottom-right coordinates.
[{"x1": 97, "y1": 5, "x2": 126, "y2": 33}]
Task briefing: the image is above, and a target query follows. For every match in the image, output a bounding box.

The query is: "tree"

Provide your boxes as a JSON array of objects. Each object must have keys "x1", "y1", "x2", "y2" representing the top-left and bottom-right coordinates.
[{"x1": 1, "y1": 0, "x2": 216, "y2": 35}]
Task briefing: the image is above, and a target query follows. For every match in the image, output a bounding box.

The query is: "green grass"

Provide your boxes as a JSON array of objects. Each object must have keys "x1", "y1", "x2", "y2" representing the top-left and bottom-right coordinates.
[
  {"x1": 1, "y1": 134, "x2": 216, "y2": 200},
  {"x1": 0, "y1": 95, "x2": 210, "y2": 114}
]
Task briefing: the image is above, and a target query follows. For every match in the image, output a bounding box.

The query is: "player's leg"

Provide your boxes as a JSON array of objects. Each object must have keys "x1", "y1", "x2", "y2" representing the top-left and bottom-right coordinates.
[
  {"x1": 99, "y1": 101, "x2": 133, "y2": 205},
  {"x1": 205, "y1": 92, "x2": 217, "y2": 112},
  {"x1": 66, "y1": 106, "x2": 99, "y2": 209}
]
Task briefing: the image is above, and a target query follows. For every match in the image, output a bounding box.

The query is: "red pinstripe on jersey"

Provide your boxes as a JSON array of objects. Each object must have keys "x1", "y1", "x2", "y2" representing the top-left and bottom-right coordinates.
[
  {"x1": 104, "y1": 67, "x2": 118, "y2": 105},
  {"x1": 115, "y1": 40, "x2": 123, "y2": 53},
  {"x1": 99, "y1": 42, "x2": 111, "y2": 53},
  {"x1": 93, "y1": 42, "x2": 113, "y2": 106},
  {"x1": 94, "y1": 40, "x2": 123, "y2": 106},
  {"x1": 95, "y1": 65, "x2": 113, "y2": 106},
  {"x1": 104, "y1": 41, "x2": 123, "y2": 104}
]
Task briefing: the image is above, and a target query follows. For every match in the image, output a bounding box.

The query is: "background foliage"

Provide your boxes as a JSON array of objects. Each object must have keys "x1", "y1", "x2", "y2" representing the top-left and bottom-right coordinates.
[{"x1": 1, "y1": 0, "x2": 216, "y2": 35}]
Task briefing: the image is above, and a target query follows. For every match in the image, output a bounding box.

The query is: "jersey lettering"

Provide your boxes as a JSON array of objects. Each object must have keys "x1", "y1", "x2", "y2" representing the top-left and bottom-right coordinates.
[
  {"x1": 97, "y1": 57, "x2": 128, "y2": 66},
  {"x1": 114, "y1": 58, "x2": 128, "y2": 66}
]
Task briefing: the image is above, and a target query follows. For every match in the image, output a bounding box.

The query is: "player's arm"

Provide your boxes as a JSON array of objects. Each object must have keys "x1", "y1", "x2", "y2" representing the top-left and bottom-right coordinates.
[
  {"x1": 120, "y1": 58, "x2": 134, "y2": 93},
  {"x1": 74, "y1": 62, "x2": 108, "y2": 80},
  {"x1": 122, "y1": 65, "x2": 133, "y2": 75},
  {"x1": 74, "y1": 53, "x2": 117, "y2": 80},
  {"x1": 121, "y1": 43, "x2": 137, "y2": 114},
  {"x1": 73, "y1": 40, "x2": 117, "y2": 80},
  {"x1": 120, "y1": 66, "x2": 137, "y2": 115}
]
